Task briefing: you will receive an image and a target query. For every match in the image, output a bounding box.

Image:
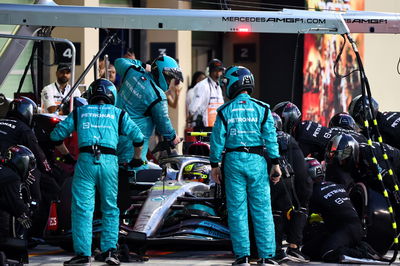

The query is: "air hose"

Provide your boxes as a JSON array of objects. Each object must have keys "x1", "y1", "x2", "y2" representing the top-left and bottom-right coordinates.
[{"x1": 346, "y1": 33, "x2": 398, "y2": 263}]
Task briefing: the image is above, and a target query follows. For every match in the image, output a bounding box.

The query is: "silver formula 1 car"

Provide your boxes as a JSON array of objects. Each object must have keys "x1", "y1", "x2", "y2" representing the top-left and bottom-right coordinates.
[{"x1": 119, "y1": 141, "x2": 230, "y2": 256}]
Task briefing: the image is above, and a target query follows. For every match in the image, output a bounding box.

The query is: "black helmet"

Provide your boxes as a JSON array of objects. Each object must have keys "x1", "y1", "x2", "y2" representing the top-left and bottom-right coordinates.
[
  {"x1": 208, "y1": 58, "x2": 225, "y2": 73},
  {"x1": 87, "y1": 78, "x2": 117, "y2": 105},
  {"x1": 325, "y1": 133, "x2": 359, "y2": 167},
  {"x1": 272, "y1": 101, "x2": 301, "y2": 134},
  {"x1": 329, "y1": 112, "x2": 357, "y2": 131},
  {"x1": 305, "y1": 157, "x2": 324, "y2": 182},
  {"x1": 7, "y1": 96, "x2": 37, "y2": 127},
  {"x1": 220, "y1": 66, "x2": 254, "y2": 99},
  {"x1": 5, "y1": 145, "x2": 36, "y2": 179},
  {"x1": 151, "y1": 55, "x2": 183, "y2": 92},
  {"x1": 348, "y1": 95, "x2": 379, "y2": 128},
  {"x1": 272, "y1": 111, "x2": 283, "y2": 131}
]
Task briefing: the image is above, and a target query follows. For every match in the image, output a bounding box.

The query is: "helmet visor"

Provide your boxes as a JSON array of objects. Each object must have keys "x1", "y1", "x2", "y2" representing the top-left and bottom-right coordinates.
[
  {"x1": 163, "y1": 67, "x2": 183, "y2": 84},
  {"x1": 326, "y1": 146, "x2": 353, "y2": 163},
  {"x1": 183, "y1": 172, "x2": 209, "y2": 183},
  {"x1": 29, "y1": 156, "x2": 37, "y2": 171}
]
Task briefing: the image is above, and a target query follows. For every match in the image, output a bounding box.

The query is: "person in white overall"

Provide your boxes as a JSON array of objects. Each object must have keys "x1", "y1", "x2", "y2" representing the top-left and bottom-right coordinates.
[
  {"x1": 188, "y1": 59, "x2": 225, "y2": 128},
  {"x1": 41, "y1": 63, "x2": 81, "y2": 114}
]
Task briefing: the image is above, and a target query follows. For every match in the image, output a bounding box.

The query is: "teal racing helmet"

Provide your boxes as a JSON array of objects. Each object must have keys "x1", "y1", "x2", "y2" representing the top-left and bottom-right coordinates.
[
  {"x1": 220, "y1": 66, "x2": 254, "y2": 99},
  {"x1": 151, "y1": 55, "x2": 183, "y2": 92},
  {"x1": 87, "y1": 78, "x2": 117, "y2": 105}
]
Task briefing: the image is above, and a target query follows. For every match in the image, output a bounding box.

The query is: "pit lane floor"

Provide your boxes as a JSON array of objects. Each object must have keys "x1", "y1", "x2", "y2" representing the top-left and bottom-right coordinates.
[{"x1": 28, "y1": 245, "x2": 399, "y2": 265}]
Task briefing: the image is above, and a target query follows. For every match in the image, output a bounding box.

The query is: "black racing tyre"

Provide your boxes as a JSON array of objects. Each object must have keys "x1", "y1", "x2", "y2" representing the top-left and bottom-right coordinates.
[
  {"x1": 349, "y1": 182, "x2": 368, "y2": 222},
  {"x1": 350, "y1": 182, "x2": 393, "y2": 256}
]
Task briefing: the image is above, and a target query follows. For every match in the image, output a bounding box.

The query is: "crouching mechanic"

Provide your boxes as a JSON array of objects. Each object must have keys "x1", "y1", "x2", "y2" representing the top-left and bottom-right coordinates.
[
  {"x1": 302, "y1": 158, "x2": 381, "y2": 263},
  {"x1": 210, "y1": 66, "x2": 282, "y2": 266},
  {"x1": 115, "y1": 55, "x2": 182, "y2": 168},
  {"x1": 0, "y1": 145, "x2": 36, "y2": 234},
  {"x1": 270, "y1": 113, "x2": 312, "y2": 263},
  {"x1": 50, "y1": 79, "x2": 144, "y2": 266},
  {"x1": 0, "y1": 145, "x2": 36, "y2": 263}
]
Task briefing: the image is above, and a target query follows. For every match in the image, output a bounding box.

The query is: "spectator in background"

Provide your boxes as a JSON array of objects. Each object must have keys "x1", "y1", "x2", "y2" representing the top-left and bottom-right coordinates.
[
  {"x1": 107, "y1": 64, "x2": 117, "y2": 85},
  {"x1": 188, "y1": 59, "x2": 225, "y2": 128},
  {"x1": 98, "y1": 59, "x2": 106, "y2": 78},
  {"x1": 41, "y1": 63, "x2": 81, "y2": 114},
  {"x1": 165, "y1": 79, "x2": 182, "y2": 109},
  {"x1": 99, "y1": 62, "x2": 117, "y2": 84},
  {"x1": 189, "y1": 71, "x2": 206, "y2": 90},
  {"x1": 186, "y1": 71, "x2": 206, "y2": 127}
]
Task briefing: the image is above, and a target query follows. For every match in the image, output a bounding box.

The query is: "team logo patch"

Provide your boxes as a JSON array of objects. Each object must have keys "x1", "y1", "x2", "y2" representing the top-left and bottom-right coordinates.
[{"x1": 242, "y1": 75, "x2": 252, "y2": 85}]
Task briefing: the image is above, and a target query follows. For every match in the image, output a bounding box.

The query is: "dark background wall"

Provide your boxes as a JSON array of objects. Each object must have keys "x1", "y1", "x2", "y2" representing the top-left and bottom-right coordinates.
[
  {"x1": 258, "y1": 0, "x2": 305, "y2": 109},
  {"x1": 259, "y1": 33, "x2": 304, "y2": 109}
]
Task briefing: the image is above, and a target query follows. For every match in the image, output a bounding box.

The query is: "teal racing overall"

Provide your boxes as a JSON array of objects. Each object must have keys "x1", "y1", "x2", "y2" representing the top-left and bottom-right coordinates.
[
  {"x1": 210, "y1": 93, "x2": 280, "y2": 259},
  {"x1": 115, "y1": 58, "x2": 176, "y2": 167},
  {"x1": 50, "y1": 104, "x2": 144, "y2": 256}
]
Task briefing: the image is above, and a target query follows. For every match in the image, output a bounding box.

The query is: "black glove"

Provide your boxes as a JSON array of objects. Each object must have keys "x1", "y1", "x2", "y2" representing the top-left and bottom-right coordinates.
[
  {"x1": 25, "y1": 170, "x2": 36, "y2": 186},
  {"x1": 59, "y1": 154, "x2": 76, "y2": 165},
  {"x1": 129, "y1": 158, "x2": 146, "y2": 168},
  {"x1": 17, "y1": 213, "x2": 32, "y2": 229}
]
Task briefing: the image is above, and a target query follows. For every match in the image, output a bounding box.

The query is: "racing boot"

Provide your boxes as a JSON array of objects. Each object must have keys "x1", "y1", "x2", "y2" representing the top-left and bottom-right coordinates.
[
  {"x1": 286, "y1": 247, "x2": 310, "y2": 262},
  {"x1": 105, "y1": 248, "x2": 120, "y2": 265},
  {"x1": 274, "y1": 249, "x2": 289, "y2": 263},
  {"x1": 232, "y1": 256, "x2": 250, "y2": 266},
  {"x1": 257, "y1": 258, "x2": 280, "y2": 265},
  {"x1": 93, "y1": 249, "x2": 106, "y2": 262},
  {"x1": 357, "y1": 241, "x2": 383, "y2": 260},
  {"x1": 63, "y1": 255, "x2": 91, "y2": 266}
]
